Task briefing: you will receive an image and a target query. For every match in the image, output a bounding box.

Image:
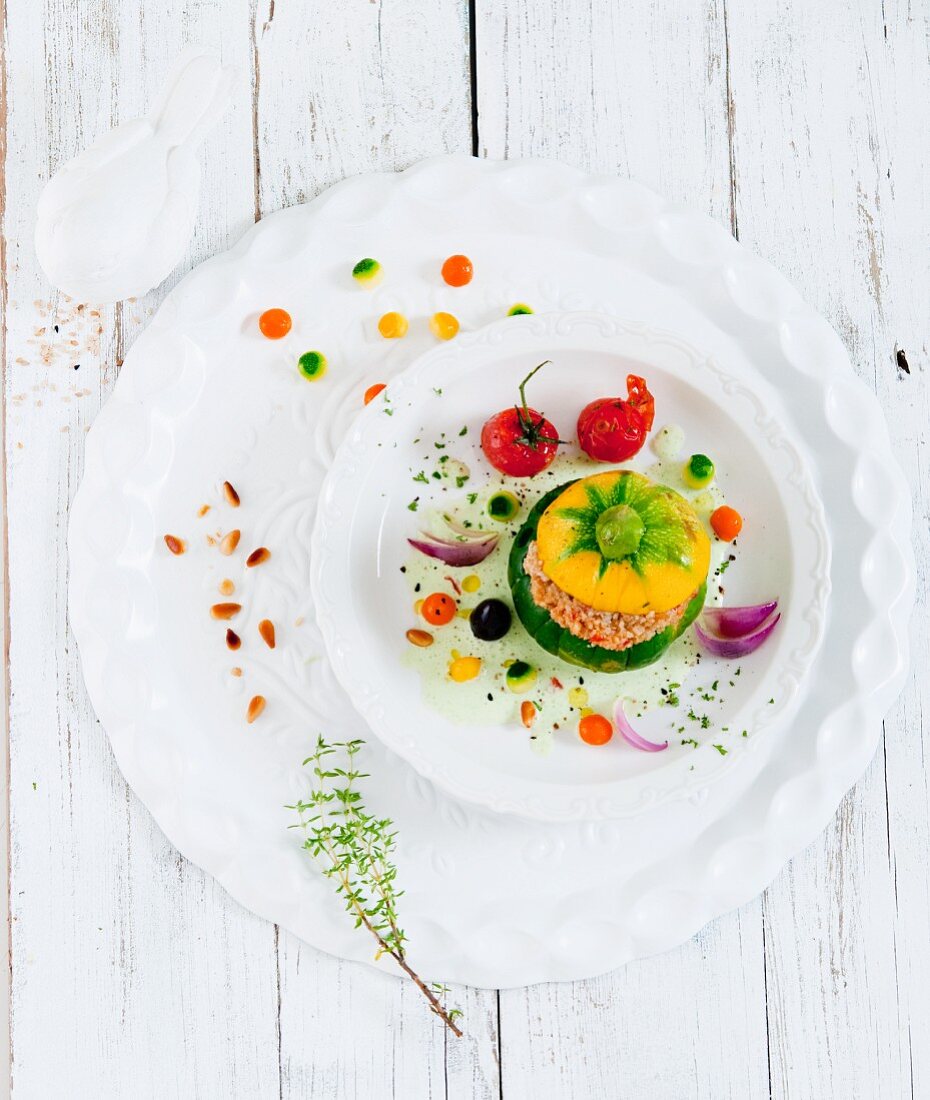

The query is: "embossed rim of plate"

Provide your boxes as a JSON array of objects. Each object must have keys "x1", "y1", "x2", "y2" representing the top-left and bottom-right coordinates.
[
  {"x1": 311, "y1": 311, "x2": 832, "y2": 821},
  {"x1": 68, "y1": 155, "x2": 914, "y2": 986}
]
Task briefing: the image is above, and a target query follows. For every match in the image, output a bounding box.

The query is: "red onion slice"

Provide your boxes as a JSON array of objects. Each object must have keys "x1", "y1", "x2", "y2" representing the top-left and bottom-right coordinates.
[
  {"x1": 408, "y1": 534, "x2": 498, "y2": 567},
  {"x1": 701, "y1": 600, "x2": 778, "y2": 639},
  {"x1": 441, "y1": 514, "x2": 496, "y2": 541},
  {"x1": 613, "y1": 699, "x2": 668, "y2": 752},
  {"x1": 695, "y1": 613, "x2": 781, "y2": 659}
]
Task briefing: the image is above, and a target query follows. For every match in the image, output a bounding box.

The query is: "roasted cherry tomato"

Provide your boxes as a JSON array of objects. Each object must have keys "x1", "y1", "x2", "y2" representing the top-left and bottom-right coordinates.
[
  {"x1": 625, "y1": 374, "x2": 655, "y2": 432},
  {"x1": 576, "y1": 374, "x2": 655, "y2": 463},
  {"x1": 481, "y1": 361, "x2": 563, "y2": 477},
  {"x1": 421, "y1": 592, "x2": 457, "y2": 625}
]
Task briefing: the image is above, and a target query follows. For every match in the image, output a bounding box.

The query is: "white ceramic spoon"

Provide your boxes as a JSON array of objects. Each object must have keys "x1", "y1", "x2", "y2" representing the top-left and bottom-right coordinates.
[{"x1": 35, "y1": 46, "x2": 234, "y2": 303}]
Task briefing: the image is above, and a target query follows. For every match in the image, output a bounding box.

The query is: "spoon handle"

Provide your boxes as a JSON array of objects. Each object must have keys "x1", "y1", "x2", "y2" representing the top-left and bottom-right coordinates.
[{"x1": 148, "y1": 46, "x2": 235, "y2": 151}]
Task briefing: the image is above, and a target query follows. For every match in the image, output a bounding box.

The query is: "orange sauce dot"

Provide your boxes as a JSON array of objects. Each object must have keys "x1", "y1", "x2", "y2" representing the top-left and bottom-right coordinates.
[
  {"x1": 579, "y1": 714, "x2": 613, "y2": 746},
  {"x1": 711, "y1": 505, "x2": 743, "y2": 542},
  {"x1": 429, "y1": 311, "x2": 460, "y2": 340},
  {"x1": 378, "y1": 311, "x2": 409, "y2": 339},
  {"x1": 259, "y1": 308, "x2": 292, "y2": 339},
  {"x1": 441, "y1": 255, "x2": 473, "y2": 287}
]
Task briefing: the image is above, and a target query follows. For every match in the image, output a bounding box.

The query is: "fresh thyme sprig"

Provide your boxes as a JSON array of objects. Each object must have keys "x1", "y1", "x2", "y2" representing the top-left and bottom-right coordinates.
[{"x1": 288, "y1": 737, "x2": 463, "y2": 1037}]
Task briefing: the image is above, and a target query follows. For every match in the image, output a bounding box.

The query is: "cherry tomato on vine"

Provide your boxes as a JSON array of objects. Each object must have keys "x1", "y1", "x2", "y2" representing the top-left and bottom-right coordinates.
[
  {"x1": 576, "y1": 374, "x2": 656, "y2": 463},
  {"x1": 480, "y1": 361, "x2": 565, "y2": 477}
]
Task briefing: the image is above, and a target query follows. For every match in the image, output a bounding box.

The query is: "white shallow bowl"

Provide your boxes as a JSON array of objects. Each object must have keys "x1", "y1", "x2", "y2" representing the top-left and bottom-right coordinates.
[
  {"x1": 313, "y1": 312, "x2": 831, "y2": 821},
  {"x1": 69, "y1": 155, "x2": 913, "y2": 986}
]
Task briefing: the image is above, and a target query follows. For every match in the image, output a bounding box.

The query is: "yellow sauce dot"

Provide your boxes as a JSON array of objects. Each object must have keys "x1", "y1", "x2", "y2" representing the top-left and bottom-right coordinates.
[
  {"x1": 429, "y1": 311, "x2": 460, "y2": 340},
  {"x1": 462, "y1": 574, "x2": 481, "y2": 593},
  {"x1": 579, "y1": 707, "x2": 594, "y2": 718},
  {"x1": 456, "y1": 608, "x2": 472, "y2": 620},
  {"x1": 449, "y1": 656, "x2": 482, "y2": 682},
  {"x1": 569, "y1": 687, "x2": 589, "y2": 708},
  {"x1": 414, "y1": 599, "x2": 424, "y2": 615},
  {"x1": 378, "y1": 311, "x2": 409, "y2": 339}
]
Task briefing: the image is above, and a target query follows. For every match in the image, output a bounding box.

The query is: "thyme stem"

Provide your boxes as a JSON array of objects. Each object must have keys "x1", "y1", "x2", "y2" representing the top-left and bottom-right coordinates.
[{"x1": 289, "y1": 737, "x2": 463, "y2": 1037}]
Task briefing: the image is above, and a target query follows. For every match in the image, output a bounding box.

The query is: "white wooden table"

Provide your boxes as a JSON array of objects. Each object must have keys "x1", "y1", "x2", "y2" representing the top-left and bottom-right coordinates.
[{"x1": 4, "y1": 1, "x2": 928, "y2": 1095}]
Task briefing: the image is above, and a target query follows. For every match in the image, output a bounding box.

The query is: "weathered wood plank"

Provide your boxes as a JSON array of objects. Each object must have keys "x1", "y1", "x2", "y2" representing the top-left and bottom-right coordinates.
[
  {"x1": 249, "y1": 6, "x2": 498, "y2": 1095},
  {"x1": 5, "y1": 2, "x2": 282, "y2": 1095},
  {"x1": 475, "y1": 3, "x2": 772, "y2": 1096},
  {"x1": 724, "y1": 1, "x2": 930, "y2": 1095},
  {"x1": 500, "y1": 905, "x2": 769, "y2": 1100},
  {"x1": 476, "y1": 0, "x2": 734, "y2": 223}
]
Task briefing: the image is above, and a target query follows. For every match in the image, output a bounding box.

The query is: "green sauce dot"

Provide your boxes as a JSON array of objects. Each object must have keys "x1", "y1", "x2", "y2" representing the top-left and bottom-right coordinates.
[
  {"x1": 683, "y1": 453, "x2": 715, "y2": 489},
  {"x1": 352, "y1": 257, "x2": 382, "y2": 282},
  {"x1": 506, "y1": 661, "x2": 537, "y2": 692},
  {"x1": 508, "y1": 303, "x2": 533, "y2": 316},
  {"x1": 487, "y1": 490, "x2": 520, "y2": 522},
  {"x1": 298, "y1": 351, "x2": 327, "y2": 381}
]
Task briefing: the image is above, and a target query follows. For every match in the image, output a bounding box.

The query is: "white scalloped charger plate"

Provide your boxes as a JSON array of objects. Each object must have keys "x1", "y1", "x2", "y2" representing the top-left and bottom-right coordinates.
[
  {"x1": 313, "y1": 312, "x2": 830, "y2": 820},
  {"x1": 69, "y1": 155, "x2": 913, "y2": 987}
]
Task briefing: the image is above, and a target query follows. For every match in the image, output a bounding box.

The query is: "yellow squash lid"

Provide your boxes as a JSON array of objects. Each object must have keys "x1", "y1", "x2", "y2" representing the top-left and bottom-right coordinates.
[{"x1": 535, "y1": 470, "x2": 710, "y2": 614}]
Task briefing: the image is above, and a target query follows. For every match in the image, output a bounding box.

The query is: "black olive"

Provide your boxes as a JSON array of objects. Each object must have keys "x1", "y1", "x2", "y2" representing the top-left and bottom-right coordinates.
[{"x1": 469, "y1": 598, "x2": 512, "y2": 642}]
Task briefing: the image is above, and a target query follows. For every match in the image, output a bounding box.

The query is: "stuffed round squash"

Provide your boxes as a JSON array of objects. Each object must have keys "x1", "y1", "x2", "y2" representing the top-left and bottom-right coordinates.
[{"x1": 508, "y1": 471, "x2": 710, "y2": 673}]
